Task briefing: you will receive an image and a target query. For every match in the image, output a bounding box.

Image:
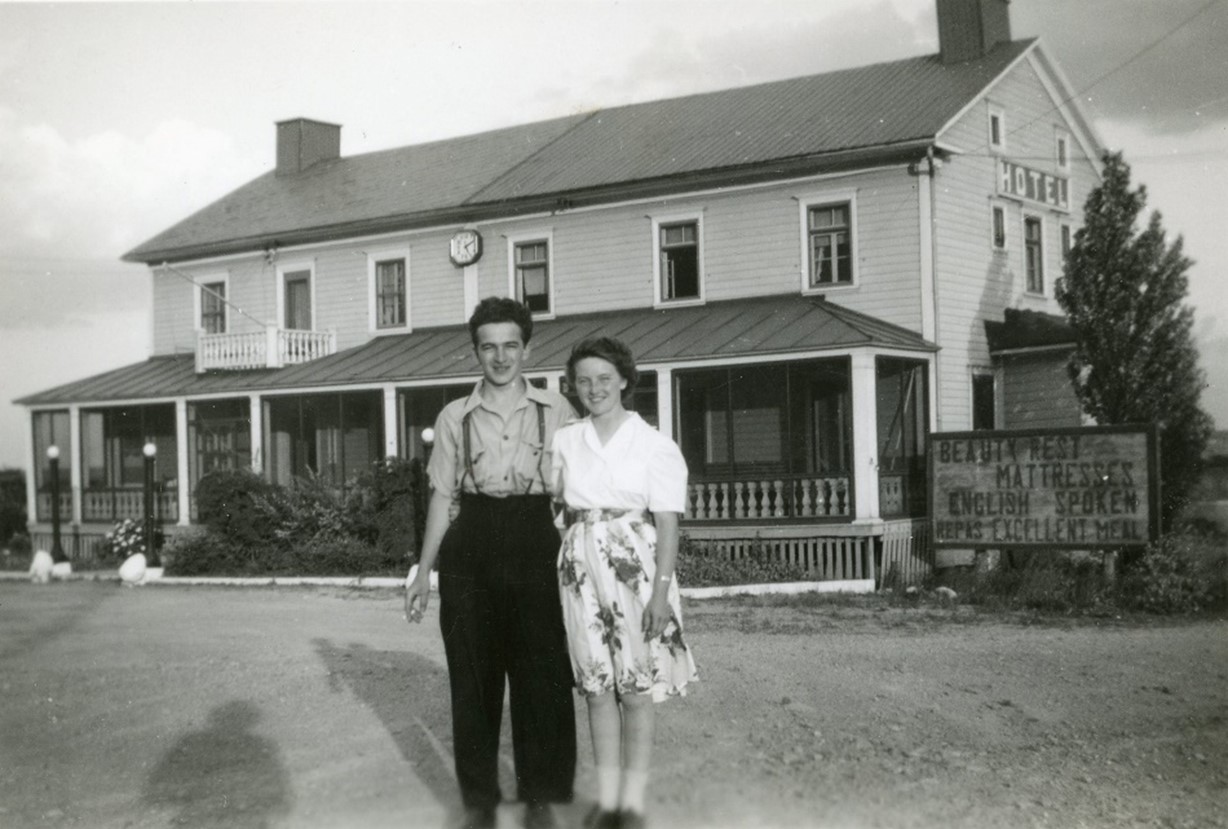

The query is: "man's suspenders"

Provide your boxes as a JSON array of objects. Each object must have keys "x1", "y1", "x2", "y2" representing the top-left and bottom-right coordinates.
[{"x1": 461, "y1": 400, "x2": 547, "y2": 495}]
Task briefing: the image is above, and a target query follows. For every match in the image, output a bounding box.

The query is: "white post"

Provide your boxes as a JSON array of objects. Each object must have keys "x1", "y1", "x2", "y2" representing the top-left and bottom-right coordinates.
[
  {"x1": 249, "y1": 394, "x2": 264, "y2": 476},
  {"x1": 24, "y1": 409, "x2": 37, "y2": 534},
  {"x1": 463, "y1": 263, "x2": 479, "y2": 322},
  {"x1": 175, "y1": 398, "x2": 190, "y2": 525},
  {"x1": 656, "y1": 369, "x2": 674, "y2": 440},
  {"x1": 917, "y1": 162, "x2": 937, "y2": 342},
  {"x1": 265, "y1": 327, "x2": 282, "y2": 369},
  {"x1": 68, "y1": 405, "x2": 82, "y2": 525},
  {"x1": 383, "y1": 386, "x2": 399, "y2": 459},
  {"x1": 850, "y1": 351, "x2": 880, "y2": 522}
]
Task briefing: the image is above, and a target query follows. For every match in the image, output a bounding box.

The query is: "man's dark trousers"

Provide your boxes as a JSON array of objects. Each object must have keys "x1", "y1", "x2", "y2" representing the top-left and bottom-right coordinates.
[{"x1": 438, "y1": 492, "x2": 577, "y2": 811}]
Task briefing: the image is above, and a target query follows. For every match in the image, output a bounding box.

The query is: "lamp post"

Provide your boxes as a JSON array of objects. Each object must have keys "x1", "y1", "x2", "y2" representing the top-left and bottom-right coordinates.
[
  {"x1": 142, "y1": 442, "x2": 160, "y2": 567},
  {"x1": 46, "y1": 445, "x2": 67, "y2": 563}
]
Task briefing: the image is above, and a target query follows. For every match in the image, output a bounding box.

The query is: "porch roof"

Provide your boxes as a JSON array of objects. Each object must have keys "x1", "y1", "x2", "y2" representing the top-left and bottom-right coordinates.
[{"x1": 18, "y1": 294, "x2": 934, "y2": 406}]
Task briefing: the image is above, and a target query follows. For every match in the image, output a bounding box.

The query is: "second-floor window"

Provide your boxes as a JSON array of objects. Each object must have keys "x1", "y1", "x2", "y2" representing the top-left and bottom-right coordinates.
[
  {"x1": 657, "y1": 219, "x2": 701, "y2": 303},
  {"x1": 808, "y1": 202, "x2": 853, "y2": 287},
  {"x1": 988, "y1": 104, "x2": 1006, "y2": 152},
  {"x1": 200, "y1": 281, "x2": 226, "y2": 334},
  {"x1": 991, "y1": 204, "x2": 1007, "y2": 251},
  {"x1": 1024, "y1": 216, "x2": 1044, "y2": 294},
  {"x1": 282, "y1": 267, "x2": 313, "y2": 330},
  {"x1": 1055, "y1": 132, "x2": 1070, "y2": 171},
  {"x1": 972, "y1": 372, "x2": 996, "y2": 430},
  {"x1": 375, "y1": 258, "x2": 406, "y2": 329},
  {"x1": 514, "y1": 240, "x2": 551, "y2": 314}
]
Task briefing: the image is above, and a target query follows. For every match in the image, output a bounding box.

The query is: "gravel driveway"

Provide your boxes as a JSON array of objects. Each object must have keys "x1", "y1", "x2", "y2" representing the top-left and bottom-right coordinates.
[{"x1": 1, "y1": 581, "x2": 1224, "y2": 829}]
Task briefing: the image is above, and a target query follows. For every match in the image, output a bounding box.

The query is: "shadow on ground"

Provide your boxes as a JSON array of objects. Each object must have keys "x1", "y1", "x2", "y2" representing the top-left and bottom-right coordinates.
[
  {"x1": 142, "y1": 699, "x2": 292, "y2": 828},
  {"x1": 314, "y1": 638, "x2": 464, "y2": 827}
]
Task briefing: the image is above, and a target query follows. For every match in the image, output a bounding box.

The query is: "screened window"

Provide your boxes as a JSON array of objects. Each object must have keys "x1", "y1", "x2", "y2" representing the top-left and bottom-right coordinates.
[
  {"x1": 659, "y1": 221, "x2": 700, "y2": 302},
  {"x1": 32, "y1": 410, "x2": 70, "y2": 522},
  {"x1": 398, "y1": 384, "x2": 472, "y2": 462},
  {"x1": 1024, "y1": 216, "x2": 1044, "y2": 294},
  {"x1": 200, "y1": 281, "x2": 226, "y2": 334},
  {"x1": 375, "y1": 258, "x2": 406, "y2": 329},
  {"x1": 264, "y1": 392, "x2": 382, "y2": 487},
  {"x1": 675, "y1": 360, "x2": 851, "y2": 480},
  {"x1": 876, "y1": 358, "x2": 929, "y2": 517},
  {"x1": 808, "y1": 203, "x2": 853, "y2": 287},
  {"x1": 514, "y1": 240, "x2": 551, "y2": 314}
]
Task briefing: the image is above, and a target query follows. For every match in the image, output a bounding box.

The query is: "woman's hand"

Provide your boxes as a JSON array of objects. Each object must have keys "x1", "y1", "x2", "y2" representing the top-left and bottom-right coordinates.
[
  {"x1": 642, "y1": 589, "x2": 671, "y2": 641},
  {"x1": 404, "y1": 573, "x2": 430, "y2": 624}
]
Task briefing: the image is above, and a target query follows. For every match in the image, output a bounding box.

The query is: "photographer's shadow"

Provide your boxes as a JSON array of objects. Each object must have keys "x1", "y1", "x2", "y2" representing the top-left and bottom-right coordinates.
[{"x1": 313, "y1": 638, "x2": 463, "y2": 825}]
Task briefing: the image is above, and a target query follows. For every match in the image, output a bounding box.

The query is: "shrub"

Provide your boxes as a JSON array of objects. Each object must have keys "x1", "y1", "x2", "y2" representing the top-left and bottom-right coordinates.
[
  {"x1": 288, "y1": 535, "x2": 406, "y2": 576},
  {"x1": 262, "y1": 473, "x2": 376, "y2": 548},
  {"x1": 356, "y1": 456, "x2": 422, "y2": 563},
  {"x1": 163, "y1": 527, "x2": 271, "y2": 576},
  {"x1": 0, "y1": 468, "x2": 27, "y2": 546},
  {"x1": 8, "y1": 532, "x2": 32, "y2": 556},
  {"x1": 675, "y1": 534, "x2": 811, "y2": 587},
  {"x1": 1118, "y1": 528, "x2": 1228, "y2": 613},
  {"x1": 961, "y1": 551, "x2": 1112, "y2": 613},
  {"x1": 196, "y1": 469, "x2": 283, "y2": 547}
]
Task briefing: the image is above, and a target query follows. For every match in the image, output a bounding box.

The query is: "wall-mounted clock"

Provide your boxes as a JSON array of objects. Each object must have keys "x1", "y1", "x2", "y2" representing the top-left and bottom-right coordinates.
[{"x1": 449, "y1": 229, "x2": 483, "y2": 267}]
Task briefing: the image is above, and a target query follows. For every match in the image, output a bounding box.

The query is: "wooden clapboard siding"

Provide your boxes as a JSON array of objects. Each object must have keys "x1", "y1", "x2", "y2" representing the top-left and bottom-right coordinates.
[
  {"x1": 313, "y1": 246, "x2": 365, "y2": 350},
  {"x1": 411, "y1": 232, "x2": 466, "y2": 328},
  {"x1": 1000, "y1": 351, "x2": 1082, "y2": 429},
  {"x1": 931, "y1": 55, "x2": 1096, "y2": 430},
  {"x1": 152, "y1": 264, "x2": 193, "y2": 357}
]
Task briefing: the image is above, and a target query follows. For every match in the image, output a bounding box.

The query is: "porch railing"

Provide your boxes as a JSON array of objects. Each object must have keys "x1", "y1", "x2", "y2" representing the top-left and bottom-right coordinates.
[
  {"x1": 196, "y1": 327, "x2": 336, "y2": 372},
  {"x1": 81, "y1": 488, "x2": 179, "y2": 523},
  {"x1": 35, "y1": 491, "x2": 74, "y2": 523},
  {"x1": 685, "y1": 474, "x2": 851, "y2": 521},
  {"x1": 878, "y1": 518, "x2": 933, "y2": 587}
]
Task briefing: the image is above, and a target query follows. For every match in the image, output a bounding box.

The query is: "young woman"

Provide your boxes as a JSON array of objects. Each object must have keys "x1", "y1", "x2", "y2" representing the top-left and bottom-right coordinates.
[{"x1": 551, "y1": 337, "x2": 698, "y2": 829}]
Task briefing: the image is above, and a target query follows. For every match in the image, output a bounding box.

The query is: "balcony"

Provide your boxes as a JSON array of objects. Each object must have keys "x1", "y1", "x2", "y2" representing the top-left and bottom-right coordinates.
[{"x1": 196, "y1": 327, "x2": 336, "y2": 372}]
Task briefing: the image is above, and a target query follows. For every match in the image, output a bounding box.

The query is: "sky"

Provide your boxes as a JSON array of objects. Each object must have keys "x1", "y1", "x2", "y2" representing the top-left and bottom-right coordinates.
[{"x1": 1, "y1": 0, "x2": 1226, "y2": 470}]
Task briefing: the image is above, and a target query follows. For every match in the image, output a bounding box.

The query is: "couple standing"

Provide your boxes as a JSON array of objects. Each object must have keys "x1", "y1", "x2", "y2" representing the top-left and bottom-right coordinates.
[{"x1": 405, "y1": 297, "x2": 698, "y2": 829}]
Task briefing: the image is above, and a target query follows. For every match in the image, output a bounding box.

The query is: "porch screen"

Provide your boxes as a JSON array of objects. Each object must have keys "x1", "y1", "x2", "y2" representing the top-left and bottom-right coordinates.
[
  {"x1": 79, "y1": 405, "x2": 177, "y2": 523},
  {"x1": 264, "y1": 392, "x2": 383, "y2": 487},
  {"x1": 675, "y1": 359, "x2": 851, "y2": 479},
  {"x1": 876, "y1": 358, "x2": 929, "y2": 517},
  {"x1": 32, "y1": 410, "x2": 70, "y2": 522},
  {"x1": 398, "y1": 384, "x2": 473, "y2": 462},
  {"x1": 561, "y1": 371, "x2": 659, "y2": 428}
]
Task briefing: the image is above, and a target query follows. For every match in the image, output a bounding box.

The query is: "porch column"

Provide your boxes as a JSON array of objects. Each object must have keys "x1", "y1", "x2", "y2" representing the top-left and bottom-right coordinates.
[
  {"x1": 382, "y1": 385, "x2": 399, "y2": 459},
  {"x1": 656, "y1": 369, "x2": 674, "y2": 441},
  {"x1": 850, "y1": 351, "x2": 880, "y2": 521},
  {"x1": 68, "y1": 405, "x2": 82, "y2": 525},
  {"x1": 249, "y1": 394, "x2": 264, "y2": 476},
  {"x1": 175, "y1": 398, "x2": 190, "y2": 526}
]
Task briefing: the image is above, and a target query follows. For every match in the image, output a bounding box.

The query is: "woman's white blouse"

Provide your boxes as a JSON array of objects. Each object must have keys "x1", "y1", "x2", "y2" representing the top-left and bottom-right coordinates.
[{"x1": 551, "y1": 413, "x2": 688, "y2": 513}]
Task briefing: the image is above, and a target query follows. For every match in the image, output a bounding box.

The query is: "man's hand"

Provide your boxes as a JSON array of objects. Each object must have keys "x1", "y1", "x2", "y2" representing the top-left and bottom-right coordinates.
[{"x1": 404, "y1": 573, "x2": 430, "y2": 624}]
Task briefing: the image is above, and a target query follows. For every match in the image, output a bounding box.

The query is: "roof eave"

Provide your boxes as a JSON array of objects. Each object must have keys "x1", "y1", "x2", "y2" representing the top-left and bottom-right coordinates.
[{"x1": 122, "y1": 139, "x2": 937, "y2": 265}]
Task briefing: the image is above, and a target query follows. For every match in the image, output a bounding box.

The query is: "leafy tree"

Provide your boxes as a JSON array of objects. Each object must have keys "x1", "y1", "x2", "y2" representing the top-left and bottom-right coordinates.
[
  {"x1": 1056, "y1": 152, "x2": 1213, "y2": 528},
  {"x1": 0, "y1": 468, "x2": 27, "y2": 546}
]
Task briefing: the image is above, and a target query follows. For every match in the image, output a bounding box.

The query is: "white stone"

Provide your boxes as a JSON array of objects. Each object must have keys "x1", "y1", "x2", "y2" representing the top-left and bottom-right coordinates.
[
  {"x1": 29, "y1": 550, "x2": 53, "y2": 584},
  {"x1": 51, "y1": 561, "x2": 72, "y2": 579},
  {"x1": 118, "y1": 553, "x2": 148, "y2": 585}
]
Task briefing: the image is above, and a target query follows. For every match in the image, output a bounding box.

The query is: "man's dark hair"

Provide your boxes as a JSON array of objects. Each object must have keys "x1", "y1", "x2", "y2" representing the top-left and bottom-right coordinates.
[
  {"x1": 468, "y1": 297, "x2": 533, "y2": 347},
  {"x1": 566, "y1": 337, "x2": 639, "y2": 392}
]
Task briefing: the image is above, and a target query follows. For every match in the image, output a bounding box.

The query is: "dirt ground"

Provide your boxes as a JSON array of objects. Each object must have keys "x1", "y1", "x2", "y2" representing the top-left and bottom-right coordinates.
[{"x1": 1, "y1": 580, "x2": 1225, "y2": 829}]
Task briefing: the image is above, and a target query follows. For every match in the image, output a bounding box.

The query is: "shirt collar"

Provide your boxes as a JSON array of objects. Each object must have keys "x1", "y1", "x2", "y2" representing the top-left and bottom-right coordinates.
[{"x1": 461, "y1": 377, "x2": 550, "y2": 415}]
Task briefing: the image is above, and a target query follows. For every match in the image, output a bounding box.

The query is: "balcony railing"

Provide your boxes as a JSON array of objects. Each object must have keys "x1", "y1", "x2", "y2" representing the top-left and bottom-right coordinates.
[
  {"x1": 196, "y1": 327, "x2": 336, "y2": 372},
  {"x1": 82, "y1": 487, "x2": 179, "y2": 523},
  {"x1": 685, "y1": 474, "x2": 851, "y2": 521}
]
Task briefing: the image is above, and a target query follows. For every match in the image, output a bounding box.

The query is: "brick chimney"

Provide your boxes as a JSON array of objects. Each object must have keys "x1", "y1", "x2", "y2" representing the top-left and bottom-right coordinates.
[
  {"x1": 275, "y1": 118, "x2": 341, "y2": 176},
  {"x1": 936, "y1": 0, "x2": 1012, "y2": 64}
]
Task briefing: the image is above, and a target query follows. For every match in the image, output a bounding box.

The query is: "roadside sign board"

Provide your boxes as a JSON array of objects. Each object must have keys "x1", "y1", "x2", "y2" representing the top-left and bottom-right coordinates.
[{"x1": 929, "y1": 425, "x2": 1159, "y2": 549}]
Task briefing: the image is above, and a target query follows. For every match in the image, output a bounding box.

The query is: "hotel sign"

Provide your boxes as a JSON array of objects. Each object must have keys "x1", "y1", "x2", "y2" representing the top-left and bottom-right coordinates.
[
  {"x1": 930, "y1": 426, "x2": 1159, "y2": 549},
  {"x1": 996, "y1": 159, "x2": 1070, "y2": 211}
]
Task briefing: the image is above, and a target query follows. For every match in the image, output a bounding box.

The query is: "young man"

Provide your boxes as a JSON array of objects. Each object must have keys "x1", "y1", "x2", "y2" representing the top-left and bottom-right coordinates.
[{"x1": 405, "y1": 297, "x2": 577, "y2": 829}]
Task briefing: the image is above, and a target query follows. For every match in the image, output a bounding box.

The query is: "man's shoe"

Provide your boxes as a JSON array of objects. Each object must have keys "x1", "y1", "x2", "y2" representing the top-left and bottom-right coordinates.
[
  {"x1": 582, "y1": 805, "x2": 621, "y2": 829},
  {"x1": 524, "y1": 801, "x2": 558, "y2": 829},
  {"x1": 461, "y1": 805, "x2": 497, "y2": 829}
]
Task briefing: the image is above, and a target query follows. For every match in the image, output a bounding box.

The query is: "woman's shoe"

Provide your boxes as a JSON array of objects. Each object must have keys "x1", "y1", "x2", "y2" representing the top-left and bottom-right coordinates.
[{"x1": 619, "y1": 811, "x2": 647, "y2": 829}]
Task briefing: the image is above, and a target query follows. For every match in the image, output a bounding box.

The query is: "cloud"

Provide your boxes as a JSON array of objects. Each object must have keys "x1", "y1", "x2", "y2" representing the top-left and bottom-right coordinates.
[{"x1": 0, "y1": 109, "x2": 264, "y2": 328}]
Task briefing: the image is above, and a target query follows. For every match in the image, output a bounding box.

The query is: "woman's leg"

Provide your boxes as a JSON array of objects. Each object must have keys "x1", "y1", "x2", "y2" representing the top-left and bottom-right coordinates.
[
  {"x1": 619, "y1": 692, "x2": 655, "y2": 814},
  {"x1": 586, "y1": 692, "x2": 622, "y2": 811}
]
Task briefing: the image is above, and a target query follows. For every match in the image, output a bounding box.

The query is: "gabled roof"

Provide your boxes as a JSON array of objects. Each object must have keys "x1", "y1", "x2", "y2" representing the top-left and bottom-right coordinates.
[
  {"x1": 17, "y1": 294, "x2": 934, "y2": 406},
  {"x1": 125, "y1": 40, "x2": 1036, "y2": 264}
]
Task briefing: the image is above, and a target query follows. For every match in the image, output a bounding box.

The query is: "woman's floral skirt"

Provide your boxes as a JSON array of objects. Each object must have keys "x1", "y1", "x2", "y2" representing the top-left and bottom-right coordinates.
[{"x1": 558, "y1": 508, "x2": 698, "y2": 702}]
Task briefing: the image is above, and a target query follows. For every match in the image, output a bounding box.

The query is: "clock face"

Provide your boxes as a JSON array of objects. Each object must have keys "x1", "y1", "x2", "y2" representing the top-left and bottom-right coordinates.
[{"x1": 449, "y1": 229, "x2": 482, "y2": 266}]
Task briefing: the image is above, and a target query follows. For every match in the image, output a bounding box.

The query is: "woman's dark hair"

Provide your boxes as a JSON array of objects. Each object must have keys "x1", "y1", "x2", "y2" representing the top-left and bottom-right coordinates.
[
  {"x1": 566, "y1": 337, "x2": 638, "y2": 392},
  {"x1": 468, "y1": 297, "x2": 533, "y2": 347}
]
